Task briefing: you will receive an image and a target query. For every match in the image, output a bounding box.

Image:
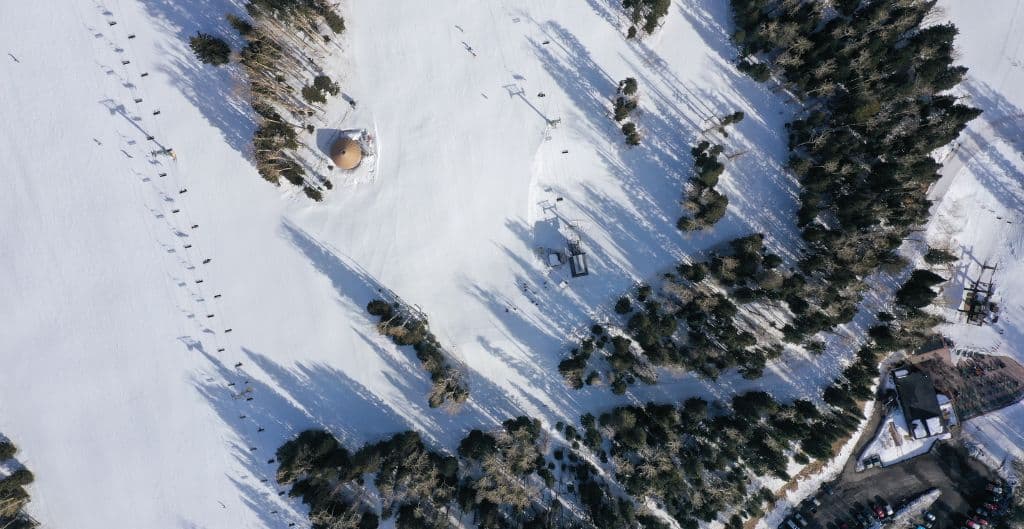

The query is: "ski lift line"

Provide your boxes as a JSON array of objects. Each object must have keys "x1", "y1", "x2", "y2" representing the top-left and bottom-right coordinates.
[
  {"x1": 95, "y1": 5, "x2": 240, "y2": 362},
  {"x1": 93, "y1": 6, "x2": 285, "y2": 513},
  {"x1": 101, "y1": 12, "x2": 232, "y2": 330},
  {"x1": 91, "y1": 5, "x2": 315, "y2": 515}
]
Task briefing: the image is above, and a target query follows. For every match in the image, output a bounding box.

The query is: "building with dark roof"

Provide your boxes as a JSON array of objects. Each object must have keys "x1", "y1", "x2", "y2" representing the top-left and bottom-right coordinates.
[
  {"x1": 892, "y1": 369, "x2": 945, "y2": 439},
  {"x1": 567, "y1": 240, "x2": 588, "y2": 278}
]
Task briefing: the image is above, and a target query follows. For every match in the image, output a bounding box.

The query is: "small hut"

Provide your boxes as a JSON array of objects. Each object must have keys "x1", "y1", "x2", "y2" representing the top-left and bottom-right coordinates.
[{"x1": 330, "y1": 136, "x2": 363, "y2": 170}]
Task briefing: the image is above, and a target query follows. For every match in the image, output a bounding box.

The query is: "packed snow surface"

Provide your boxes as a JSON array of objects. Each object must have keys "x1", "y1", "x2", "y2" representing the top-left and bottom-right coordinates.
[
  {"x1": 0, "y1": 0, "x2": 1021, "y2": 528},
  {"x1": 929, "y1": 0, "x2": 1024, "y2": 474}
]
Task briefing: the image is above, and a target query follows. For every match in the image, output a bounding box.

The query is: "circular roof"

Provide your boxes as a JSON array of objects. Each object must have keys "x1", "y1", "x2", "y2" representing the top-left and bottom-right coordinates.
[{"x1": 330, "y1": 137, "x2": 362, "y2": 170}]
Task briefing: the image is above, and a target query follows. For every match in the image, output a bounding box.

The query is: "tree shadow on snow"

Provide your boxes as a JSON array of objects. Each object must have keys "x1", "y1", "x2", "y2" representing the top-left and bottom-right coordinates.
[
  {"x1": 278, "y1": 220, "x2": 537, "y2": 436},
  {"x1": 138, "y1": 0, "x2": 255, "y2": 160},
  {"x1": 956, "y1": 80, "x2": 1024, "y2": 214}
]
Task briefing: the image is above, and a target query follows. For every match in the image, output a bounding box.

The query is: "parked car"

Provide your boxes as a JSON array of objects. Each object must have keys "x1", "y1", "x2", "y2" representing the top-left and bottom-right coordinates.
[
  {"x1": 924, "y1": 512, "x2": 936, "y2": 522},
  {"x1": 795, "y1": 513, "x2": 809, "y2": 527},
  {"x1": 984, "y1": 503, "x2": 998, "y2": 512},
  {"x1": 884, "y1": 503, "x2": 894, "y2": 516},
  {"x1": 966, "y1": 521, "x2": 979, "y2": 529},
  {"x1": 973, "y1": 517, "x2": 989, "y2": 526},
  {"x1": 873, "y1": 505, "x2": 886, "y2": 519},
  {"x1": 786, "y1": 518, "x2": 800, "y2": 529}
]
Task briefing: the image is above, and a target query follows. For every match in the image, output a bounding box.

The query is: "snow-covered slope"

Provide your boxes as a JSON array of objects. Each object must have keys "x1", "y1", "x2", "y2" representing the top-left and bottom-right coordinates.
[
  {"x1": 0, "y1": 0, "x2": 1020, "y2": 527},
  {"x1": 0, "y1": 1, "x2": 802, "y2": 526},
  {"x1": 929, "y1": 0, "x2": 1024, "y2": 474},
  {"x1": 929, "y1": 0, "x2": 1024, "y2": 364}
]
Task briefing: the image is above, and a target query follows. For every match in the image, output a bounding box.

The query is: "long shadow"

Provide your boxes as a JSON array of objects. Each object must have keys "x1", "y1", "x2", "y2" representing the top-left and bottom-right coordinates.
[
  {"x1": 514, "y1": 14, "x2": 816, "y2": 387},
  {"x1": 280, "y1": 220, "x2": 387, "y2": 310},
  {"x1": 960, "y1": 127, "x2": 1024, "y2": 214},
  {"x1": 279, "y1": 220, "x2": 530, "y2": 439},
  {"x1": 138, "y1": 0, "x2": 255, "y2": 159},
  {"x1": 192, "y1": 344, "x2": 481, "y2": 526}
]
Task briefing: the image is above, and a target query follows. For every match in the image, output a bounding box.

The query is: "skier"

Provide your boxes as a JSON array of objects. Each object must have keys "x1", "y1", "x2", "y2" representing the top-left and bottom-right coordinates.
[
  {"x1": 179, "y1": 188, "x2": 187, "y2": 194},
  {"x1": 203, "y1": 258, "x2": 211, "y2": 264}
]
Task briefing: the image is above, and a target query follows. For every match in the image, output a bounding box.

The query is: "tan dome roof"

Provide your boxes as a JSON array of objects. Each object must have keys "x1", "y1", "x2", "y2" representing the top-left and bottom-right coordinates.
[{"x1": 330, "y1": 137, "x2": 363, "y2": 170}]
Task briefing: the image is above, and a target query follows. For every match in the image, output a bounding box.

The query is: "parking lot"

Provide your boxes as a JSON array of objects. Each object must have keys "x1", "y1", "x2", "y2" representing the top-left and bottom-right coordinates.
[{"x1": 784, "y1": 442, "x2": 997, "y2": 529}]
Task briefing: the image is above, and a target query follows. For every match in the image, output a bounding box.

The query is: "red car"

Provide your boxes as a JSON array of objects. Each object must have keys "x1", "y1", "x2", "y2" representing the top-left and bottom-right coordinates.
[
  {"x1": 972, "y1": 518, "x2": 989, "y2": 527},
  {"x1": 873, "y1": 505, "x2": 886, "y2": 519},
  {"x1": 984, "y1": 503, "x2": 998, "y2": 512}
]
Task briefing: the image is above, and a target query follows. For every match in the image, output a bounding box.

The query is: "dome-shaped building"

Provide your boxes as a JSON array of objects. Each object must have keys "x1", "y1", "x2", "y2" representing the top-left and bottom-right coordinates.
[{"x1": 330, "y1": 137, "x2": 363, "y2": 170}]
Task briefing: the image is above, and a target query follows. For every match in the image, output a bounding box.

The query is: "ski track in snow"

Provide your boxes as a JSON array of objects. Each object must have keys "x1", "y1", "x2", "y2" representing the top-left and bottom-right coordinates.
[{"x1": 0, "y1": 0, "x2": 1022, "y2": 527}]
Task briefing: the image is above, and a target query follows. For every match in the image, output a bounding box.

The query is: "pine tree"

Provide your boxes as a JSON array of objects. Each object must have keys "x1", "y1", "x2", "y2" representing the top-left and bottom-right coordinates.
[{"x1": 189, "y1": 32, "x2": 231, "y2": 65}]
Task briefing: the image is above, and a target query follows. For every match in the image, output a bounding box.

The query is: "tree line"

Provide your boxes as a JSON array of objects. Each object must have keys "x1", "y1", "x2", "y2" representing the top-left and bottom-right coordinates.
[
  {"x1": 278, "y1": 330, "x2": 889, "y2": 529},
  {"x1": 729, "y1": 0, "x2": 978, "y2": 343},
  {"x1": 282, "y1": 257, "x2": 957, "y2": 529},
  {"x1": 366, "y1": 299, "x2": 469, "y2": 409},
  {"x1": 275, "y1": 417, "x2": 672, "y2": 529},
  {"x1": 559, "y1": 233, "x2": 793, "y2": 389}
]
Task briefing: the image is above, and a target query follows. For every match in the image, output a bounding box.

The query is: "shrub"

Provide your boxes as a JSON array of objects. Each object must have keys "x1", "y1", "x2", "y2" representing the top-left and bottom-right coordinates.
[
  {"x1": 189, "y1": 32, "x2": 231, "y2": 65},
  {"x1": 366, "y1": 299, "x2": 393, "y2": 318},
  {"x1": 301, "y1": 85, "x2": 327, "y2": 104},
  {"x1": 322, "y1": 10, "x2": 345, "y2": 34},
  {"x1": 895, "y1": 269, "x2": 946, "y2": 309},
  {"x1": 303, "y1": 186, "x2": 323, "y2": 201},
  {"x1": 0, "y1": 469, "x2": 34, "y2": 493},
  {"x1": 923, "y1": 248, "x2": 958, "y2": 265},
  {"x1": 226, "y1": 14, "x2": 253, "y2": 36},
  {"x1": 0, "y1": 441, "x2": 15, "y2": 460},
  {"x1": 619, "y1": 77, "x2": 638, "y2": 96}
]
